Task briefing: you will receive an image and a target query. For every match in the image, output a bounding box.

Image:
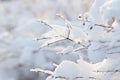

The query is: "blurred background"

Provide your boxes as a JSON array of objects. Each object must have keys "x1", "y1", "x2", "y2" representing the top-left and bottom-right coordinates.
[{"x1": 0, "y1": 0, "x2": 93, "y2": 80}]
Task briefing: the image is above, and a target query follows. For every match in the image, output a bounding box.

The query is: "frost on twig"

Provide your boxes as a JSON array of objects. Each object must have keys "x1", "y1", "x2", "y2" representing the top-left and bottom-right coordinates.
[
  {"x1": 40, "y1": 36, "x2": 65, "y2": 49},
  {"x1": 56, "y1": 14, "x2": 72, "y2": 38},
  {"x1": 37, "y1": 20, "x2": 53, "y2": 29},
  {"x1": 30, "y1": 68, "x2": 53, "y2": 75}
]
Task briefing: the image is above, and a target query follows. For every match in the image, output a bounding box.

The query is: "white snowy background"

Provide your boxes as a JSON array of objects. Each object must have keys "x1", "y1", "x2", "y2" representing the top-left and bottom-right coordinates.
[{"x1": 0, "y1": 0, "x2": 120, "y2": 80}]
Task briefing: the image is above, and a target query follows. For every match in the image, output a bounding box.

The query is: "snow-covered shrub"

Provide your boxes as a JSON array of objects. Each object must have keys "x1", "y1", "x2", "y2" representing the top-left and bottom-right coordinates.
[
  {"x1": 31, "y1": 0, "x2": 120, "y2": 80},
  {"x1": 0, "y1": 0, "x2": 120, "y2": 80}
]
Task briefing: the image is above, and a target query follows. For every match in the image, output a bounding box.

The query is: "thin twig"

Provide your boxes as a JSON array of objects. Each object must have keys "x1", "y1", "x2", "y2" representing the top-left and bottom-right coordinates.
[
  {"x1": 38, "y1": 20, "x2": 53, "y2": 29},
  {"x1": 93, "y1": 70, "x2": 120, "y2": 73},
  {"x1": 33, "y1": 37, "x2": 51, "y2": 41},
  {"x1": 30, "y1": 68, "x2": 53, "y2": 75},
  {"x1": 56, "y1": 14, "x2": 72, "y2": 38}
]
